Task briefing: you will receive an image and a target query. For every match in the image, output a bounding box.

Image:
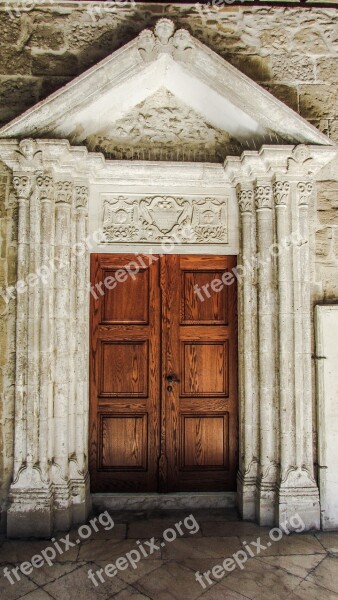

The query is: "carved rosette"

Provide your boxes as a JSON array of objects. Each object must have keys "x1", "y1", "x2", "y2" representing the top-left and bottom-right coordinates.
[
  {"x1": 255, "y1": 183, "x2": 273, "y2": 210},
  {"x1": 55, "y1": 180, "x2": 73, "y2": 205},
  {"x1": 13, "y1": 174, "x2": 34, "y2": 201},
  {"x1": 273, "y1": 181, "x2": 290, "y2": 207},
  {"x1": 297, "y1": 181, "x2": 313, "y2": 207},
  {"x1": 75, "y1": 185, "x2": 89, "y2": 210},
  {"x1": 238, "y1": 188, "x2": 254, "y2": 214},
  {"x1": 36, "y1": 173, "x2": 54, "y2": 202}
]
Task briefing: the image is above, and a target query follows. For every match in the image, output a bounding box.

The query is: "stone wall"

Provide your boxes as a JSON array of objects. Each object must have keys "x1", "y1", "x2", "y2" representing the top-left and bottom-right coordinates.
[{"x1": 0, "y1": 168, "x2": 16, "y2": 530}]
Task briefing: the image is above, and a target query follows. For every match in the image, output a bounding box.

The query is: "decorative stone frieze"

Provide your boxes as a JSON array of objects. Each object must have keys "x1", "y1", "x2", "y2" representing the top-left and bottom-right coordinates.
[{"x1": 101, "y1": 194, "x2": 228, "y2": 244}]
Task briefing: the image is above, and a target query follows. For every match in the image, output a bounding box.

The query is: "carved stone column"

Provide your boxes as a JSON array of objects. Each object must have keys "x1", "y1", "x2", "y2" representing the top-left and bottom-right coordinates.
[
  {"x1": 70, "y1": 183, "x2": 91, "y2": 522},
  {"x1": 7, "y1": 166, "x2": 54, "y2": 537},
  {"x1": 255, "y1": 178, "x2": 278, "y2": 526},
  {"x1": 52, "y1": 180, "x2": 73, "y2": 529},
  {"x1": 236, "y1": 182, "x2": 259, "y2": 520},
  {"x1": 277, "y1": 178, "x2": 320, "y2": 529}
]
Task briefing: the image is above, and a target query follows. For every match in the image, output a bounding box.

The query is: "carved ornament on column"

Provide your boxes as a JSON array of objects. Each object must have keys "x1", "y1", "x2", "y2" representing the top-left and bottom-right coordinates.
[
  {"x1": 297, "y1": 181, "x2": 313, "y2": 207},
  {"x1": 55, "y1": 180, "x2": 73, "y2": 204},
  {"x1": 273, "y1": 181, "x2": 290, "y2": 206},
  {"x1": 238, "y1": 188, "x2": 254, "y2": 214},
  {"x1": 255, "y1": 183, "x2": 273, "y2": 210},
  {"x1": 74, "y1": 185, "x2": 89, "y2": 210}
]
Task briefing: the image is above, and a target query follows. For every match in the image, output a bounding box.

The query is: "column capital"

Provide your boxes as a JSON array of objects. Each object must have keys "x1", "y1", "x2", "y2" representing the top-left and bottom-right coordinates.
[
  {"x1": 255, "y1": 180, "x2": 273, "y2": 210},
  {"x1": 273, "y1": 180, "x2": 291, "y2": 207},
  {"x1": 297, "y1": 181, "x2": 314, "y2": 207},
  {"x1": 237, "y1": 184, "x2": 255, "y2": 214},
  {"x1": 74, "y1": 183, "x2": 89, "y2": 210},
  {"x1": 12, "y1": 172, "x2": 34, "y2": 202},
  {"x1": 55, "y1": 180, "x2": 73, "y2": 205},
  {"x1": 36, "y1": 172, "x2": 54, "y2": 202}
]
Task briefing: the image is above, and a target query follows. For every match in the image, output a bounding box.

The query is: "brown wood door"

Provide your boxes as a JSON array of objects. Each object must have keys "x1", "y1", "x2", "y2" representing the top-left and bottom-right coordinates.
[{"x1": 90, "y1": 254, "x2": 237, "y2": 493}]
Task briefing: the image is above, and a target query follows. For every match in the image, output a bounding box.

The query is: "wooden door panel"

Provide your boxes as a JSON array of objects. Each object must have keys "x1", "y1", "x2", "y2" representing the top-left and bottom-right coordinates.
[
  {"x1": 102, "y1": 268, "x2": 149, "y2": 324},
  {"x1": 99, "y1": 341, "x2": 148, "y2": 397},
  {"x1": 89, "y1": 254, "x2": 160, "y2": 492},
  {"x1": 181, "y1": 270, "x2": 229, "y2": 324},
  {"x1": 162, "y1": 254, "x2": 238, "y2": 492}
]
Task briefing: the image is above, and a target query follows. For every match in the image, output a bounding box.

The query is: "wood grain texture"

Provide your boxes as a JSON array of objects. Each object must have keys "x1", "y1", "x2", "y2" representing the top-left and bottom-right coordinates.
[{"x1": 89, "y1": 253, "x2": 238, "y2": 492}]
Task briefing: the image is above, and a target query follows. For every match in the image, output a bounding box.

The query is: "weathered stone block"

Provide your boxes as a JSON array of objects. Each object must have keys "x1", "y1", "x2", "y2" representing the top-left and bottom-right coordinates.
[
  {"x1": 316, "y1": 227, "x2": 332, "y2": 257},
  {"x1": 334, "y1": 229, "x2": 338, "y2": 258},
  {"x1": 317, "y1": 181, "x2": 338, "y2": 225},
  {"x1": 39, "y1": 76, "x2": 72, "y2": 102},
  {"x1": 32, "y1": 52, "x2": 79, "y2": 76},
  {"x1": 30, "y1": 24, "x2": 65, "y2": 51},
  {"x1": 263, "y1": 84, "x2": 298, "y2": 111},
  {"x1": 0, "y1": 46, "x2": 32, "y2": 76},
  {"x1": 269, "y1": 55, "x2": 315, "y2": 82},
  {"x1": 0, "y1": 77, "x2": 39, "y2": 123},
  {"x1": 292, "y1": 28, "x2": 330, "y2": 55},
  {"x1": 317, "y1": 263, "x2": 338, "y2": 299},
  {"x1": 299, "y1": 85, "x2": 338, "y2": 119},
  {"x1": 226, "y1": 54, "x2": 270, "y2": 82},
  {"x1": 316, "y1": 57, "x2": 338, "y2": 83}
]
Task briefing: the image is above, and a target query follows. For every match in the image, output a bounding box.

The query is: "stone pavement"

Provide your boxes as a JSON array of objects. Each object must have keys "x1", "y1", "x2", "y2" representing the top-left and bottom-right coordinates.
[{"x1": 0, "y1": 509, "x2": 338, "y2": 600}]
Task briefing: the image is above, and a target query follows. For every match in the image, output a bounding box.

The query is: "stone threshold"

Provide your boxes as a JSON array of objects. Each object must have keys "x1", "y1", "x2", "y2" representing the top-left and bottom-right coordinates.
[{"x1": 91, "y1": 492, "x2": 236, "y2": 511}]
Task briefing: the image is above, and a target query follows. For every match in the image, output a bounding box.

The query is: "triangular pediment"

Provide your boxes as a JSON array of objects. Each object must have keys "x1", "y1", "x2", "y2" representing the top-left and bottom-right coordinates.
[{"x1": 0, "y1": 18, "x2": 333, "y2": 161}]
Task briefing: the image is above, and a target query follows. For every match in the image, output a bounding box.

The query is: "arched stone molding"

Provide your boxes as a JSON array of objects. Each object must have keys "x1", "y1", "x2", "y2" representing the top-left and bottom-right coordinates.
[{"x1": 0, "y1": 139, "x2": 336, "y2": 536}]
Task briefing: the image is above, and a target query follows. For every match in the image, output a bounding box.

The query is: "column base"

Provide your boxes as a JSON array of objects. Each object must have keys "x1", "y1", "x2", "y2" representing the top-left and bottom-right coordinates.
[
  {"x1": 237, "y1": 470, "x2": 257, "y2": 521},
  {"x1": 277, "y1": 470, "x2": 320, "y2": 531},
  {"x1": 256, "y1": 482, "x2": 277, "y2": 526}
]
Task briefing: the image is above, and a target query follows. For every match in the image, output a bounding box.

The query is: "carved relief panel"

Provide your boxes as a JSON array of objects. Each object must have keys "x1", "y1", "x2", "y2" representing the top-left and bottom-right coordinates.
[{"x1": 100, "y1": 194, "x2": 228, "y2": 245}]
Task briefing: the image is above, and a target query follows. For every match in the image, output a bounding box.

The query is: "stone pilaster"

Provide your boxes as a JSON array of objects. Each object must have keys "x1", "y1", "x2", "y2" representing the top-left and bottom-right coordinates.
[
  {"x1": 7, "y1": 170, "x2": 54, "y2": 538},
  {"x1": 254, "y1": 178, "x2": 278, "y2": 526},
  {"x1": 70, "y1": 183, "x2": 91, "y2": 523},
  {"x1": 236, "y1": 182, "x2": 259, "y2": 520},
  {"x1": 277, "y1": 178, "x2": 320, "y2": 530}
]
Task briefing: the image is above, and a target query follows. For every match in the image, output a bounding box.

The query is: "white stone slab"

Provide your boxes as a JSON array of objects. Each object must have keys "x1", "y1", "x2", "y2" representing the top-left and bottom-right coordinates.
[{"x1": 316, "y1": 305, "x2": 338, "y2": 530}]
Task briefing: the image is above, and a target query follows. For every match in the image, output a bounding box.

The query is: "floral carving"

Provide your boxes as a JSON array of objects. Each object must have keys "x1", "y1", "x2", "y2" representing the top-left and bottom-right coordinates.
[
  {"x1": 255, "y1": 184, "x2": 273, "y2": 210},
  {"x1": 238, "y1": 188, "x2": 254, "y2": 214},
  {"x1": 55, "y1": 181, "x2": 73, "y2": 204},
  {"x1": 287, "y1": 145, "x2": 314, "y2": 175},
  {"x1": 13, "y1": 175, "x2": 33, "y2": 200},
  {"x1": 273, "y1": 181, "x2": 290, "y2": 206},
  {"x1": 102, "y1": 195, "x2": 228, "y2": 244}
]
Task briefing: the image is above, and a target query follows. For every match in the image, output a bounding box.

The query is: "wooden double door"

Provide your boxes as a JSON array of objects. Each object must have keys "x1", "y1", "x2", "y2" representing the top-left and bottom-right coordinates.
[{"x1": 89, "y1": 254, "x2": 238, "y2": 493}]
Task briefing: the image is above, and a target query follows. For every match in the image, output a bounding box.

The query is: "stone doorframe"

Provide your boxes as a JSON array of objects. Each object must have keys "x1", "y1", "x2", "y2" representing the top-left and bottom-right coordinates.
[{"x1": 0, "y1": 139, "x2": 335, "y2": 537}]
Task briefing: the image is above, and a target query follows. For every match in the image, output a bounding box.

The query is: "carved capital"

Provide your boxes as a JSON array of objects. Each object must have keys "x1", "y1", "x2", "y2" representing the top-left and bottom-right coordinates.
[
  {"x1": 297, "y1": 181, "x2": 313, "y2": 207},
  {"x1": 238, "y1": 187, "x2": 254, "y2": 214},
  {"x1": 13, "y1": 173, "x2": 33, "y2": 201},
  {"x1": 36, "y1": 173, "x2": 54, "y2": 201},
  {"x1": 273, "y1": 180, "x2": 290, "y2": 206},
  {"x1": 74, "y1": 185, "x2": 89, "y2": 210},
  {"x1": 55, "y1": 180, "x2": 73, "y2": 205},
  {"x1": 255, "y1": 183, "x2": 273, "y2": 210}
]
